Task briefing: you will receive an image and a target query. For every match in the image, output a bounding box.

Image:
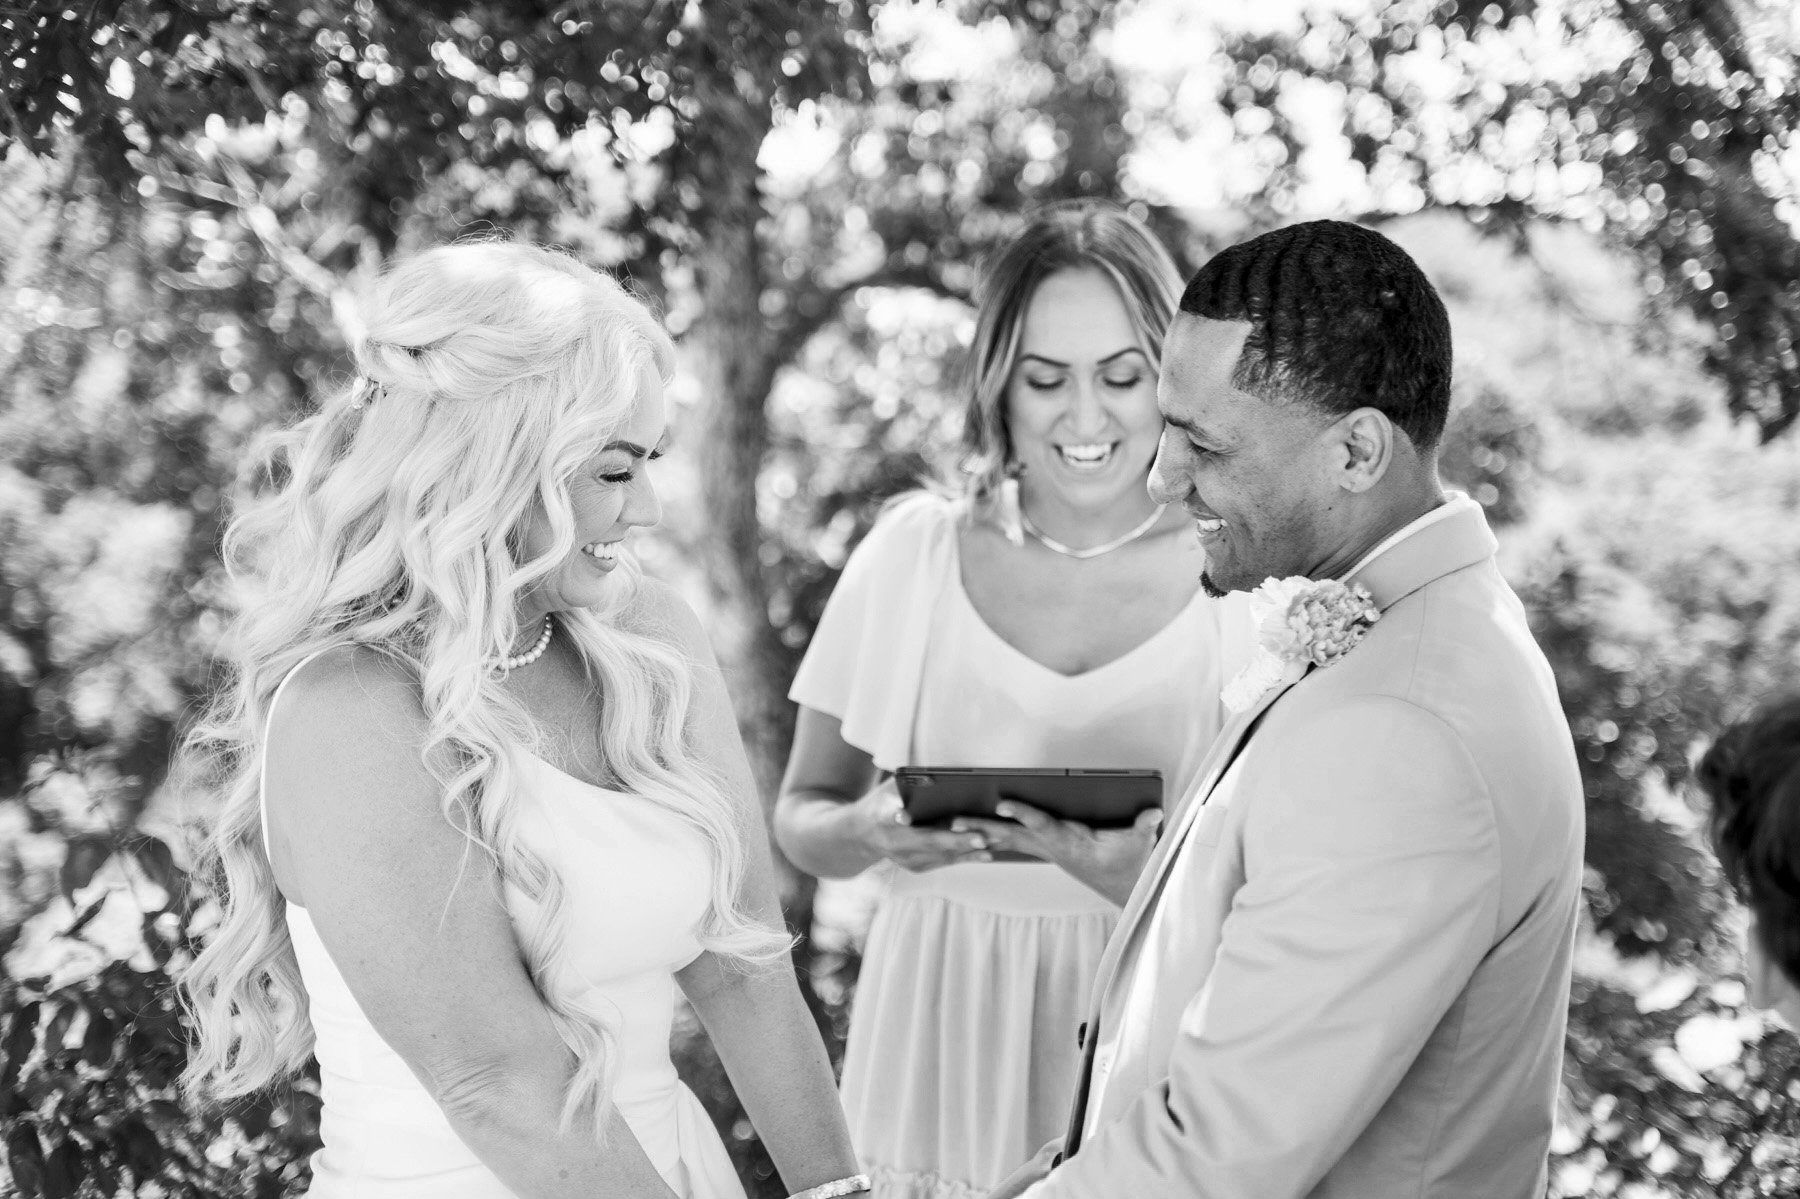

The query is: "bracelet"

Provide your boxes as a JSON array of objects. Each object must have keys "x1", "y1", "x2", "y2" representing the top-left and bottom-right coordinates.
[{"x1": 788, "y1": 1176, "x2": 871, "y2": 1199}]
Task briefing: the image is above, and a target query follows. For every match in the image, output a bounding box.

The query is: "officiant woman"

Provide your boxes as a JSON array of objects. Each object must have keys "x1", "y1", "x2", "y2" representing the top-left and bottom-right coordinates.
[{"x1": 774, "y1": 201, "x2": 1253, "y2": 1199}]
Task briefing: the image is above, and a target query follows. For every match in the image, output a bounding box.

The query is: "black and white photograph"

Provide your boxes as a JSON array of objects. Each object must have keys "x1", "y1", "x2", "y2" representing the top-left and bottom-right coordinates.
[{"x1": 1, "y1": 1, "x2": 1798, "y2": 1196}]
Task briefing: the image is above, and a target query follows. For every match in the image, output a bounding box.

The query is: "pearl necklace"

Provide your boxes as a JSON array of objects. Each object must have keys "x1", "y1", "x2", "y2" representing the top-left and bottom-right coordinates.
[
  {"x1": 1019, "y1": 504, "x2": 1168, "y2": 560},
  {"x1": 493, "y1": 614, "x2": 554, "y2": 672}
]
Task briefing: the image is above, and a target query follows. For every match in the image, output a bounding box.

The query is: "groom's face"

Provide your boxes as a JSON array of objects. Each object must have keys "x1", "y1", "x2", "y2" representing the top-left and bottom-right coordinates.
[{"x1": 1149, "y1": 315, "x2": 1339, "y2": 594}]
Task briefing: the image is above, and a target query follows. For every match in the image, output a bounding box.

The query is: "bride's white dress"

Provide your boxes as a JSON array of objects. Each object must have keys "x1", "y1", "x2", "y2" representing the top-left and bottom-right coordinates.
[{"x1": 263, "y1": 660, "x2": 748, "y2": 1199}]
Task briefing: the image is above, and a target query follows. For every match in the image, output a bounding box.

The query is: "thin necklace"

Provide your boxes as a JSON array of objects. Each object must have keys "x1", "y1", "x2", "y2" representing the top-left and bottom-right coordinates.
[
  {"x1": 1020, "y1": 504, "x2": 1167, "y2": 560},
  {"x1": 493, "y1": 614, "x2": 554, "y2": 672}
]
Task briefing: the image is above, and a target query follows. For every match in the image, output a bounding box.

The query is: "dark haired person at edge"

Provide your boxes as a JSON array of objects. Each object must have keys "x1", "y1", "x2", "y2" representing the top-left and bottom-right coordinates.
[
  {"x1": 773, "y1": 201, "x2": 1255, "y2": 1199},
  {"x1": 996, "y1": 220, "x2": 1585, "y2": 1199},
  {"x1": 1700, "y1": 696, "x2": 1800, "y2": 1030}
]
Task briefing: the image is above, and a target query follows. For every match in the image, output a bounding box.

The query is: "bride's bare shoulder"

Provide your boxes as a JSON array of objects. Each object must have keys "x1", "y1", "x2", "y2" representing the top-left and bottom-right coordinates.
[
  {"x1": 279, "y1": 642, "x2": 420, "y2": 711},
  {"x1": 616, "y1": 578, "x2": 716, "y2": 664},
  {"x1": 268, "y1": 644, "x2": 428, "y2": 775}
]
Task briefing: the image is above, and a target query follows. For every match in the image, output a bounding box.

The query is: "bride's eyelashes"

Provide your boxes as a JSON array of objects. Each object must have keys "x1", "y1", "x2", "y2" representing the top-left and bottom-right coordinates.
[{"x1": 597, "y1": 447, "x2": 664, "y2": 486}]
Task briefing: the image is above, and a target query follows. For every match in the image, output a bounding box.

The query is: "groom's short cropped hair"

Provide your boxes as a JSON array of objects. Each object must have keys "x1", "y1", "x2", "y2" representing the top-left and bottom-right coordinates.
[
  {"x1": 1178, "y1": 220, "x2": 1453, "y2": 451},
  {"x1": 1700, "y1": 694, "x2": 1800, "y2": 984}
]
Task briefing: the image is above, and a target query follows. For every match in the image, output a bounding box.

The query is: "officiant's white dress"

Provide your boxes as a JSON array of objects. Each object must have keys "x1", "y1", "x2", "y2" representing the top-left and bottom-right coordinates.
[
  {"x1": 790, "y1": 493, "x2": 1251, "y2": 1199},
  {"x1": 262, "y1": 657, "x2": 746, "y2": 1199}
]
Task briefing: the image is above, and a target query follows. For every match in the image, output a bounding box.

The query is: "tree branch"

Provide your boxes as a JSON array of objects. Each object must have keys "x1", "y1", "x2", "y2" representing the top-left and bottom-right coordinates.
[
  {"x1": 152, "y1": 157, "x2": 342, "y2": 302},
  {"x1": 763, "y1": 261, "x2": 968, "y2": 383}
]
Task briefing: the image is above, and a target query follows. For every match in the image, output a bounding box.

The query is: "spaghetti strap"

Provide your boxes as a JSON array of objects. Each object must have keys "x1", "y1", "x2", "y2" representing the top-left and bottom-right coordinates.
[{"x1": 258, "y1": 648, "x2": 336, "y2": 860}]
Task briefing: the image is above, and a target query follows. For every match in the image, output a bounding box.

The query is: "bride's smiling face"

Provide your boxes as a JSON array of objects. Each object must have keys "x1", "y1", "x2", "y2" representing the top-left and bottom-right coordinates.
[
  {"x1": 517, "y1": 366, "x2": 667, "y2": 617},
  {"x1": 1004, "y1": 267, "x2": 1161, "y2": 514}
]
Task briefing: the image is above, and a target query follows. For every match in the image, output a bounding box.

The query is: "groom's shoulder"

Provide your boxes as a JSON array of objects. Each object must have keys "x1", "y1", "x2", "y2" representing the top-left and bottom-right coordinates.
[
  {"x1": 1353, "y1": 559, "x2": 1549, "y2": 695},
  {"x1": 1290, "y1": 561, "x2": 1577, "y2": 791}
]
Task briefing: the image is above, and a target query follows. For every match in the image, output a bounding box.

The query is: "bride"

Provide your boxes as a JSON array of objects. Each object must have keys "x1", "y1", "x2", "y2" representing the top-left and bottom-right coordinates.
[{"x1": 180, "y1": 242, "x2": 866, "y2": 1199}]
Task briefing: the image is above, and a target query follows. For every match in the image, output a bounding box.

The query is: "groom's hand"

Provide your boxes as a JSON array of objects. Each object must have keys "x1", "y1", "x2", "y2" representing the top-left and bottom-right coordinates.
[
  {"x1": 954, "y1": 802, "x2": 1162, "y2": 906},
  {"x1": 988, "y1": 1137, "x2": 1064, "y2": 1199}
]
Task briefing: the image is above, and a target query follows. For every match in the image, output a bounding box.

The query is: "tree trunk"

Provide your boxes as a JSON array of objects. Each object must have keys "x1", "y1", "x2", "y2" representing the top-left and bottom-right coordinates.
[{"x1": 686, "y1": 93, "x2": 817, "y2": 945}]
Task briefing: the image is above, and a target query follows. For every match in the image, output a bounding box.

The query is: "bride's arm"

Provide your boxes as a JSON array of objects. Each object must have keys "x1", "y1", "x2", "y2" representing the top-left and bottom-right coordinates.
[
  {"x1": 266, "y1": 648, "x2": 680, "y2": 1199},
  {"x1": 632, "y1": 583, "x2": 864, "y2": 1195}
]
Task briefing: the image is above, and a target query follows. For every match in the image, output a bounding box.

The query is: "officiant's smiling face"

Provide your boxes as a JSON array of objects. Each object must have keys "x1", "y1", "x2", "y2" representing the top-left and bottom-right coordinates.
[
  {"x1": 1149, "y1": 315, "x2": 1343, "y2": 594},
  {"x1": 1004, "y1": 267, "x2": 1163, "y2": 512}
]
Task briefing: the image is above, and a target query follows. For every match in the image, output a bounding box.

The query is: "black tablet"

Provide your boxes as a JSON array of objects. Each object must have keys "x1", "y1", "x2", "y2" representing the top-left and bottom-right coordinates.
[{"x1": 894, "y1": 767, "x2": 1162, "y2": 831}]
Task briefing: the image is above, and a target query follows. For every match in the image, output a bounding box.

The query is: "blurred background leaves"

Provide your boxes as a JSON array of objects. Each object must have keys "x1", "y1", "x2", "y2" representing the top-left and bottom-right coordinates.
[{"x1": 1, "y1": 0, "x2": 1798, "y2": 1195}]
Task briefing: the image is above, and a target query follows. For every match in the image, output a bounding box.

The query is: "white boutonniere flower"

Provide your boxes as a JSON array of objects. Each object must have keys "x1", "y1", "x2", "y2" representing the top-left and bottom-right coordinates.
[{"x1": 1221, "y1": 576, "x2": 1383, "y2": 713}]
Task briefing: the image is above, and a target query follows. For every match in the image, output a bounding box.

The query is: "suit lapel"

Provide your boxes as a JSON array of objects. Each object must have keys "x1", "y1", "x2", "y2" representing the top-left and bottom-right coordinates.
[
  {"x1": 1093, "y1": 670, "x2": 1303, "y2": 1000},
  {"x1": 1348, "y1": 494, "x2": 1497, "y2": 609},
  {"x1": 1063, "y1": 671, "x2": 1303, "y2": 1156}
]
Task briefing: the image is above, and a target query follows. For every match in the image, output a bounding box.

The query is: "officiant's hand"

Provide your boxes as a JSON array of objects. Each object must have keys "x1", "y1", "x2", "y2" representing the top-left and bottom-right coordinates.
[
  {"x1": 855, "y1": 779, "x2": 994, "y2": 872},
  {"x1": 954, "y1": 802, "x2": 1162, "y2": 906},
  {"x1": 987, "y1": 1136, "x2": 1063, "y2": 1199}
]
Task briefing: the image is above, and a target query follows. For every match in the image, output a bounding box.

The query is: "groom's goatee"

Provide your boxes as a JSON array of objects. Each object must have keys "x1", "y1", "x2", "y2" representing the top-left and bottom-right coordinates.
[{"x1": 1201, "y1": 572, "x2": 1229, "y2": 599}]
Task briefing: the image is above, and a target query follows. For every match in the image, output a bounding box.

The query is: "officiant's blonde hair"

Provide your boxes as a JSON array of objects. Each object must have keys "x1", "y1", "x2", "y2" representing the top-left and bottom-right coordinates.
[
  {"x1": 961, "y1": 200, "x2": 1183, "y2": 504},
  {"x1": 179, "y1": 240, "x2": 787, "y2": 1136}
]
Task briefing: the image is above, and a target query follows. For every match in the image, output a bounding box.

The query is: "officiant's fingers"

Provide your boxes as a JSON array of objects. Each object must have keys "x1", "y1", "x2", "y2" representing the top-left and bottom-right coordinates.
[
  {"x1": 866, "y1": 781, "x2": 907, "y2": 824},
  {"x1": 889, "y1": 838, "x2": 992, "y2": 870},
  {"x1": 951, "y1": 817, "x2": 1021, "y2": 846},
  {"x1": 1132, "y1": 807, "x2": 1165, "y2": 837},
  {"x1": 888, "y1": 824, "x2": 990, "y2": 861},
  {"x1": 956, "y1": 817, "x2": 1054, "y2": 859},
  {"x1": 899, "y1": 825, "x2": 987, "y2": 849},
  {"x1": 992, "y1": 800, "x2": 1063, "y2": 834}
]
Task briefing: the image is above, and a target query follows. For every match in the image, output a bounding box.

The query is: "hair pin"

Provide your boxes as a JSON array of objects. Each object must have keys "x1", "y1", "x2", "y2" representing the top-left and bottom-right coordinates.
[{"x1": 349, "y1": 376, "x2": 388, "y2": 411}]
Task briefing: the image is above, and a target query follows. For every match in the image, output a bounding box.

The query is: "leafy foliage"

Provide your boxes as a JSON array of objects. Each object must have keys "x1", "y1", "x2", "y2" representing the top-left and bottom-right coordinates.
[
  {"x1": 1557, "y1": 958, "x2": 1800, "y2": 1197},
  {"x1": 0, "y1": 768, "x2": 318, "y2": 1198},
  {"x1": 1113, "y1": 0, "x2": 1798, "y2": 438}
]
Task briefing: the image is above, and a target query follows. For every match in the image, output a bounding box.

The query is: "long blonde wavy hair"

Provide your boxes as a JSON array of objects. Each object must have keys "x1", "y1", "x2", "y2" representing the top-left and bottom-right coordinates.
[{"x1": 179, "y1": 240, "x2": 787, "y2": 1134}]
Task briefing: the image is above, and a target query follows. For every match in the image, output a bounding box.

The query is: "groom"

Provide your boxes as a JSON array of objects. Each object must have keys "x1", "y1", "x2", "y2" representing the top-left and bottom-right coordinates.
[{"x1": 1002, "y1": 221, "x2": 1585, "y2": 1198}]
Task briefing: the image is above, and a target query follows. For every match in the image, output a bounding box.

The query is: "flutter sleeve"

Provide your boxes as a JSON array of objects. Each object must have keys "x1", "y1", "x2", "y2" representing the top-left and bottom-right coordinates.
[{"x1": 788, "y1": 491, "x2": 960, "y2": 774}]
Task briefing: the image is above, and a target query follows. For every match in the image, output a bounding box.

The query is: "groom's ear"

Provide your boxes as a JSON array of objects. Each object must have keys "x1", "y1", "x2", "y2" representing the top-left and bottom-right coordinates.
[
  {"x1": 1328, "y1": 407, "x2": 1394, "y2": 494},
  {"x1": 1745, "y1": 918, "x2": 1800, "y2": 1028}
]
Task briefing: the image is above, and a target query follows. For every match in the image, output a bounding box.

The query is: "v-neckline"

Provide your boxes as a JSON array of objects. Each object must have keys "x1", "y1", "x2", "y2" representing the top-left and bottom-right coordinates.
[
  {"x1": 950, "y1": 535, "x2": 1206, "y2": 682},
  {"x1": 521, "y1": 749, "x2": 628, "y2": 799}
]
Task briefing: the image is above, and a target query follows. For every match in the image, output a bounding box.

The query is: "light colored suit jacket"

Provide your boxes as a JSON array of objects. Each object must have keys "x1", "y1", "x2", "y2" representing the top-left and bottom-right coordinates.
[{"x1": 1030, "y1": 499, "x2": 1584, "y2": 1199}]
